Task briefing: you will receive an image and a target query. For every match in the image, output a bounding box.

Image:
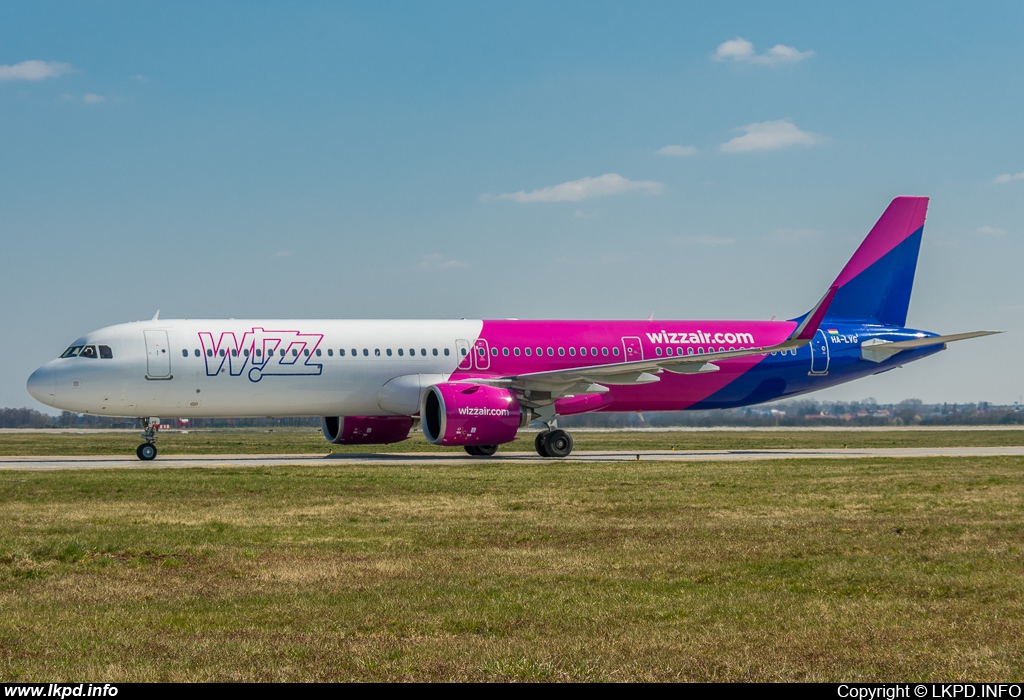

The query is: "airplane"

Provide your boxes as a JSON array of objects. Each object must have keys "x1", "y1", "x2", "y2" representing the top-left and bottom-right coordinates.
[{"x1": 27, "y1": 196, "x2": 998, "y2": 461}]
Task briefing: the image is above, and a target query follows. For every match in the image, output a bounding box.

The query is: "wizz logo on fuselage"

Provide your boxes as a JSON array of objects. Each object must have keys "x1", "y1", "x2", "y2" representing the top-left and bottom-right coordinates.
[{"x1": 198, "y1": 328, "x2": 324, "y2": 382}]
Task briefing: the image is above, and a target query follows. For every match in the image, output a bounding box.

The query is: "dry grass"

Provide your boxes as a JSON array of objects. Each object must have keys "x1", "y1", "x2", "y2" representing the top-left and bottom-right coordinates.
[{"x1": 1, "y1": 456, "x2": 1022, "y2": 681}]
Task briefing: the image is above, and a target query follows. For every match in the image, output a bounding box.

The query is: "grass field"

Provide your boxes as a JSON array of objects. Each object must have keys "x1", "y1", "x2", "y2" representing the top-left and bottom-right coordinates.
[
  {"x1": 1, "y1": 427, "x2": 1023, "y2": 456},
  {"x1": 1, "y1": 454, "x2": 1022, "y2": 681}
]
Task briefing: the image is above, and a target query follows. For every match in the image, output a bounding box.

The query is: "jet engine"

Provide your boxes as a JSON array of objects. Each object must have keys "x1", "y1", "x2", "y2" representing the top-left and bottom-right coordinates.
[
  {"x1": 420, "y1": 382, "x2": 530, "y2": 446},
  {"x1": 320, "y1": 415, "x2": 413, "y2": 445}
]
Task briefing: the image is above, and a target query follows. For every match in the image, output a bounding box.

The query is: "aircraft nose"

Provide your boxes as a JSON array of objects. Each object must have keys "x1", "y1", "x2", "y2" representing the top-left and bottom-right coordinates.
[{"x1": 26, "y1": 365, "x2": 56, "y2": 406}]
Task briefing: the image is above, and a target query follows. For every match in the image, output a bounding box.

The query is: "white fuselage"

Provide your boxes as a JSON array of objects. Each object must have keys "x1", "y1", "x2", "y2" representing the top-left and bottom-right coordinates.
[{"x1": 27, "y1": 319, "x2": 482, "y2": 418}]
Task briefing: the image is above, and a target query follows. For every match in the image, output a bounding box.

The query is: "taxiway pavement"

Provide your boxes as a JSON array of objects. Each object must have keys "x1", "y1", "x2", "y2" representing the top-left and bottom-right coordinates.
[{"x1": 2, "y1": 446, "x2": 1024, "y2": 471}]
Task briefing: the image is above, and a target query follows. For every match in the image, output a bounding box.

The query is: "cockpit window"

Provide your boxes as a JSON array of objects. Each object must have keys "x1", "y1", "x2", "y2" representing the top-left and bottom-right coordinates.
[
  {"x1": 60, "y1": 346, "x2": 83, "y2": 358},
  {"x1": 79, "y1": 345, "x2": 98, "y2": 359},
  {"x1": 99, "y1": 345, "x2": 113, "y2": 359}
]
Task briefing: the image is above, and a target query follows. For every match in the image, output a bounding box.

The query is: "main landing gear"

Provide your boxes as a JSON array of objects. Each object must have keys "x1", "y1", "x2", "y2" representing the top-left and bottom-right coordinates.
[
  {"x1": 464, "y1": 445, "x2": 498, "y2": 456},
  {"x1": 535, "y1": 429, "x2": 573, "y2": 458},
  {"x1": 136, "y1": 417, "x2": 159, "y2": 461}
]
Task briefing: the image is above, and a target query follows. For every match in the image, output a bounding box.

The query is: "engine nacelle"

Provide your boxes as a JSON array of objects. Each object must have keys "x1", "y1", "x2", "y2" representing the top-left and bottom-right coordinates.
[
  {"x1": 320, "y1": 415, "x2": 413, "y2": 445},
  {"x1": 421, "y1": 382, "x2": 529, "y2": 446}
]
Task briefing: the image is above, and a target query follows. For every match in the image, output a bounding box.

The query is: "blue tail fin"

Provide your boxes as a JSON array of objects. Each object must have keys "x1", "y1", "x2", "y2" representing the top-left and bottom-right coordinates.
[{"x1": 823, "y1": 196, "x2": 928, "y2": 327}]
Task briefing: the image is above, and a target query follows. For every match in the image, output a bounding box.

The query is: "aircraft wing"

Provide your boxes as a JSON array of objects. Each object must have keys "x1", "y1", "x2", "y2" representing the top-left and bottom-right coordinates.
[
  {"x1": 474, "y1": 286, "x2": 838, "y2": 405},
  {"x1": 860, "y1": 330, "x2": 1001, "y2": 363}
]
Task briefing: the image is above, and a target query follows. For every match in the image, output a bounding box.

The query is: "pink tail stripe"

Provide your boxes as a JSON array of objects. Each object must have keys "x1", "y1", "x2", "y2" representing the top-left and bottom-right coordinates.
[
  {"x1": 795, "y1": 286, "x2": 838, "y2": 341},
  {"x1": 832, "y1": 196, "x2": 928, "y2": 288}
]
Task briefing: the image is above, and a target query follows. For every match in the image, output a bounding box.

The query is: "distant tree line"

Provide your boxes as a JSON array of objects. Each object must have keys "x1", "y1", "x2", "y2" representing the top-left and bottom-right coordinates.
[{"x1": 3, "y1": 400, "x2": 1023, "y2": 430}]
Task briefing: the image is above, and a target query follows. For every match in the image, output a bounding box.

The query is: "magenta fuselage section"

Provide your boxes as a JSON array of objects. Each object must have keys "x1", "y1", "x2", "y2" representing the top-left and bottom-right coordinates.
[{"x1": 450, "y1": 319, "x2": 798, "y2": 413}]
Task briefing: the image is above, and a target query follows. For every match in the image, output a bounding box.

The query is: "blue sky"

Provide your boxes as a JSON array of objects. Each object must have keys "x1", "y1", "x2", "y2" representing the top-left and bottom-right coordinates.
[{"x1": 2, "y1": 1, "x2": 1023, "y2": 409}]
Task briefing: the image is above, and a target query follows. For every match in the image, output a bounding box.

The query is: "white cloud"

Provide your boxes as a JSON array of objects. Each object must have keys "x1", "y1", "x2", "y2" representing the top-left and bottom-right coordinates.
[
  {"x1": 0, "y1": 60, "x2": 74, "y2": 81},
  {"x1": 720, "y1": 119, "x2": 827, "y2": 153},
  {"x1": 993, "y1": 172, "x2": 1024, "y2": 184},
  {"x1": 418, "y1": 253, "x2": 467, "y2": 270},
  {"x1": 714, "y1": 38, "x2": 756, "y2": 62},
  {"x1": 129, "y1": 74, "x2": 149, "y2": 83},
  {"x1": 713, "y1": 38, "x2": 813, "y2": 66},
  {"x1": 486, "y1": 173, "x2": 663, "y2": 203},
  {"x1": 973, "y1": 226, "x2": 1006, "y2": 236},
  {"x1": 272, "y1": 250, "x2": 293, "y2": 258},
  {"x1": 656, "y1": 145, "x2": 698, "y2": 157}
]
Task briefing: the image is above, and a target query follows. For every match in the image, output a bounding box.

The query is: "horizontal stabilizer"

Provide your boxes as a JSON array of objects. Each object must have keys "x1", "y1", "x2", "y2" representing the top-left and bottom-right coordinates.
[{"x1": 861, "y1": 331, "x2": 1001, "y2": 363}]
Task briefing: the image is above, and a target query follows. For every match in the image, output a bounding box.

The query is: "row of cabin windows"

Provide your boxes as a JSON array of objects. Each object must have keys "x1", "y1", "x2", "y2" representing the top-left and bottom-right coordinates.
[
  {"x1": 481, "y1": 346, "x2": 620, "y2": 358},
  {"x1": 61, "y1": 345, "x2": 113, "y2": 359},
  {"x1": 178, "y1": 344, "x2": 798, "y2": 361},
  {"x1": 183, "y1": 347, "x2": 452, "y2": 358}
]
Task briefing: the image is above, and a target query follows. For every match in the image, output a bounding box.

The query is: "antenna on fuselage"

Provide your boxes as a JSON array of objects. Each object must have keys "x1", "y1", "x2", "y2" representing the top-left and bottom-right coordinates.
[
  {"x1": 151, "y1": 310, "x2": 160, "y2": 321},
  {"x1": 646, "y1": 312, "x2": 654, "y2": 321}
]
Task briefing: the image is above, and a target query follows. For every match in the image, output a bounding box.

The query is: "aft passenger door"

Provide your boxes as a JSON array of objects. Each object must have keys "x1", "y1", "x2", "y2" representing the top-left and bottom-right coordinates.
[
  {"x1": 809, "y1": 329, "x2": 830, "y2": 375},
  {"x1": 144, "y1": 330, "x2": 172, "y2": 380}
]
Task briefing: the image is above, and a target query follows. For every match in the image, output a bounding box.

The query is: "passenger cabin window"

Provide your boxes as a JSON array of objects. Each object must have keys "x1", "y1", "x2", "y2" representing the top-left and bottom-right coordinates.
[
  {"x1": 525, "y1": 348, "x2": 532, "y2": 356},
  {"x1": 386, "y1": 349, "x2": 392, "y2": 356},
  {"x1": 514, "y1": 348, "x2": 520, "y2": 356},
  {"x1": 398, "y1": 348, "x2": 404, "y2": 356},
  {"x1": 444, "y1": 348, "x2": 450, "y2": 356},
  {"x1": 194, "y1": 349, "x2": 200, "y2": 357},
  {"x1": 433, "y1": 348, "x2": 439, "y2": 356},
  {"x1": 612, "y1": 348, "x2": 619, "y2": 356},
  {"x1": 79, "y1": 345, "x2": 97, "y2": 359},
  {"x1": 60, "y1": 346, "x2": 83, "y2": 358},
  {"x1": 503, "y1": 348, "x2": 509, "y2": 356},
  {"x1": 374, "y1": 349, "x2": 380, "y2": 356},
  {"x1": 182, "y1": 349, "x2": 188, "y2": 357},
  {"x1": 491, "y1": 347, "x2": 498, "y2": 356},
  {"x1": 328, "y1": 349, "x2": 334, "y2": 356}
]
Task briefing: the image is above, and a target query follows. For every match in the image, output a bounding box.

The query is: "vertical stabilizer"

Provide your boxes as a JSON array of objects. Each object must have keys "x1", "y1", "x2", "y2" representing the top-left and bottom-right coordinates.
[{"x1": 824, "y1": 196, "x2": 928, "y2": 327}]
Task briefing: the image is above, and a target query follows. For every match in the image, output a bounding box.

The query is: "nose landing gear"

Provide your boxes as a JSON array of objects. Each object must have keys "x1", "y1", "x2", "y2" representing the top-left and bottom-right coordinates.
[{"x1": 136, "y1": 417, "x2": 160, "y2": 461}]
